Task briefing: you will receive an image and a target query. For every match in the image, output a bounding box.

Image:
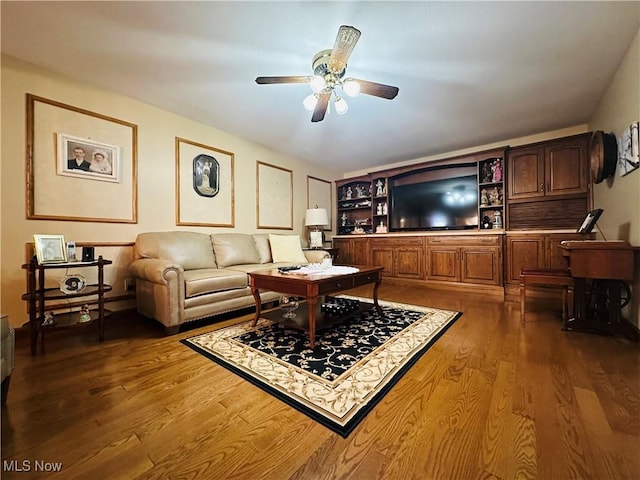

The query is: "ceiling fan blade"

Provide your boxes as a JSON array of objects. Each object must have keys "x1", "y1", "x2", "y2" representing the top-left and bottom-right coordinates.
[
  {"x1": 311, "y1": 92, "x2": 331, "y2": 122},
  {"x1": 351, "y1": 78, "x2": 399, "y2": 99},
  {"x1": 327, "y1": 25, "x2": 361, "y2": 73},
  {"x1": 255, "y1": 76, "x2": 310, "y2": 85}
]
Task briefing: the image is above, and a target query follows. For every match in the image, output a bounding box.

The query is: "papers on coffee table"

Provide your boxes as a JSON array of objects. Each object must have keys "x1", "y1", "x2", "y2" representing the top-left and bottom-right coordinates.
[{"x1": 293, "y1": 265, "x2": 360, "y2": 276}]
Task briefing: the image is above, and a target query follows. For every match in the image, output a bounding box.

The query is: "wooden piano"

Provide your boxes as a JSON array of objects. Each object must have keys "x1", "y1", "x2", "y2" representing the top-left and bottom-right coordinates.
[{"x1": 559, "y1": 240, "x2": 637, "y2": 341}]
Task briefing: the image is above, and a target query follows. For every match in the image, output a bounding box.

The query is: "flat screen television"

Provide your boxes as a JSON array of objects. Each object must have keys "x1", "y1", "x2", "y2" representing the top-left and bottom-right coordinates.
[{"x1": 390, "y1": 174, "x2": 479, "y2": 231}]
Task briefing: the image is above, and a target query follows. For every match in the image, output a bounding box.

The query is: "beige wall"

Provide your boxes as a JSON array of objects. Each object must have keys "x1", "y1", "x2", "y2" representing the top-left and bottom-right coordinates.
[
  {"x1": 0, "y1": 55, "x2": 342, "y2": 328},
  {"x1": 589, "y1": 29, "x2": 640, "y2": 245},
  {"x1": 589, "y1": 28, "x2": 640, "y2": 328}
]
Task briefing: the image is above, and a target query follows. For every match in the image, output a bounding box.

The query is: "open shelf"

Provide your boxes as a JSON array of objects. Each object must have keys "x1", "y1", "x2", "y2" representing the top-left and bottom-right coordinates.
[{"x1": 259, "y1": 296, "x2": 374, "y2": 332}]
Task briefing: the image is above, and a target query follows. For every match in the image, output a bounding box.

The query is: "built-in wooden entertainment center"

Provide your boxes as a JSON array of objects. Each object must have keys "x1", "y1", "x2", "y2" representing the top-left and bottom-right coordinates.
[{"x1": 334, "y1": 132, "x2": 593, "y2": 297}]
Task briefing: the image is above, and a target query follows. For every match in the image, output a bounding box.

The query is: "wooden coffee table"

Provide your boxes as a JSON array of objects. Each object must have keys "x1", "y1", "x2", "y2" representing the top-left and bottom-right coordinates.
[{"x1": 249, "y1": 265, "x2": 384, "y2": 348}]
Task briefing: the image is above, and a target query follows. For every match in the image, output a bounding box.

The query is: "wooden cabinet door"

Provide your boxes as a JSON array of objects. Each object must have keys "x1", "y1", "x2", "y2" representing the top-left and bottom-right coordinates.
[
  {"x1": 545, "y1": 137, "x2": 588, "y2": 197},
  {"x1": 505, "y1": 235, "x2": 545, "y2": 284},
  {"x1": 427, "y1": 247, "x2": 459, "y2": 282},
  {"x1": 460, "y1": 247, "x2": 501, "y2": 285},
  {"x1": 507, "y1": 146, "x2": 545, "y2": 200},
  {"x1": 545, "y1": 233, "x2": 585, "y2": 269},
  {"x1": 332, "y1": 238, "x2": 351, "y2": 265},
  {"x1": 395, "y1": 247, "x2": 424, "y2": 279},
  {"x1": 351, "y1": 238, "x2": 370, "y2": 265},
  {"x1": 371, "y1": 246, "x2": 394, "y2": 277}
]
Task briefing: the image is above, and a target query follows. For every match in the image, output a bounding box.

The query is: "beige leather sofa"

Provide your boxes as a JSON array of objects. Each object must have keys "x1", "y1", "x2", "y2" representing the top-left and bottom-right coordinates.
[
  {"x1": 129, "y1": 232, "x2": 327, "y2": 334},
  {"x1": 1, "y1": 314, "x2": 15, "y2": 405}
]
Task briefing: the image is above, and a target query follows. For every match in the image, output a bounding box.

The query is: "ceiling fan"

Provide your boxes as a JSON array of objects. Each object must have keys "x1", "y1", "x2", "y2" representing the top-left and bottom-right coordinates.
[{"x1": 255, "y1": 25, "x2": 399, "y2": 122}]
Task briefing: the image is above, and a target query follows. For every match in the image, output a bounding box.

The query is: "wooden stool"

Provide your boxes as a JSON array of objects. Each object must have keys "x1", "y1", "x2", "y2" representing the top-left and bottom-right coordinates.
[{"x1": 520, "y1": 268, "x2": 574, "y2": 323}]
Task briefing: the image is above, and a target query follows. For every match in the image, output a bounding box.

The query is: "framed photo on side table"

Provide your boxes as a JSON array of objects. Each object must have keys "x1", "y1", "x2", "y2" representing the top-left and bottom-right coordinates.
[{"x1": 34, "y1": 234, "x2": 67, "y2": 264}]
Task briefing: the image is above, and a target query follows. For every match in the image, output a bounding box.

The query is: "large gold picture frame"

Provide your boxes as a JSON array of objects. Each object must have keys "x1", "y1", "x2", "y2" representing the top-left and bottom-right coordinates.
[
  {"x1": 307, "y1": 176, "x2": 333, "y2": 230},
  {"x1": 26, "y1": 94, "x2": 138, "y2": 223},
  {"x1": 256, "y1": 161, "x2": 293, "y2": 230},
  {"x1": 175, "y1": 137, "x2": 235, "y2": 227}
]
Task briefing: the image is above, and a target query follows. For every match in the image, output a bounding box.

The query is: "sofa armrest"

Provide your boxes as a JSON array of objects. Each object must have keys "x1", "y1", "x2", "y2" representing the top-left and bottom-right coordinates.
[
  {"x1": 303, "y1": 249, "x2": 330, "y2": 264},
  {"x1": 129, "y1": 258, "x2": 184, "y2": 285},
  {"x1": 129, "y1": 258, "x2": 186, "y2": 330}
]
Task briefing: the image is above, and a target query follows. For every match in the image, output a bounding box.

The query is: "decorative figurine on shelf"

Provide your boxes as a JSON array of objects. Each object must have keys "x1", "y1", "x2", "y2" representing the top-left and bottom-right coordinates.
[
  {"x1": 355, "y1": 185, "x2": 363, "y2": 198},
  {"x1": 42, "y1": 311, "x2": 55, "y2": 326},
  {"x1": 382, "y1": 202, "x2": 388, "y2": 215},
  {"x1": 345, "y1": 187, "x2": 353, "y2": 200},
  {"x1": 489, "y1": 187, "x2": 500, "y2": 205},
  {"x1": 492, "y1": 159, "x2": 503, "y2": 182},
  {"x1": 480, "y1": 188, "x2": 489, "y2": 206},
  {"x1": 376, "y1": 220, "x2": 388, "y2": 233},
  {"x1": 341, "y1": 212, "x2": 348, "y2": 226},
  {"x1": 377, "y1": 203, "x2": 383, "y2": 215},
  {"x1": 482, "y1": 215, "x2": 492, "y2": 229},
  {"x1": 78, "y1": 304, "x2": 92, "y2": 323},
  {"x1": 493, "y1": 210, "x2": 503, "y2": 229},
  {"x1": 376, "y1": 179, "x2": 385, "y2": 196},
  {"x1": 482, "y1": 162, "x2": 492, "y2": 183}
]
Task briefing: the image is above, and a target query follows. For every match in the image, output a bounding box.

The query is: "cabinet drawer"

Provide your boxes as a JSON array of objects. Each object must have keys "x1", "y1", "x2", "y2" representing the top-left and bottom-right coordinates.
[
  {"x1": 352, "y1": 271, "x2": 381, "y2": 287},
  {"x1": 370, "y1": 236, "x2": 424, "y2": 247},
  {"x1": 318, "y1": 277, "x2": 354, "y2": 294},
  {"x1": 428, "y1": 235, "x2": 501, "y2": 246}
]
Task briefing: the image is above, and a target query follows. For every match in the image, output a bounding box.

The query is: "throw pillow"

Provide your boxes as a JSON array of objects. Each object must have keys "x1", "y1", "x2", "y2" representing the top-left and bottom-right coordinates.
[
  {"x1": 211, "y1": 233, "x2": 261, "y2": 267},
  {"x1": 252, "y1": 234, "x2": 272, "y2": 264},
  {"x1": 268, "y1": 234, "x2": 308, "y2": 264}
]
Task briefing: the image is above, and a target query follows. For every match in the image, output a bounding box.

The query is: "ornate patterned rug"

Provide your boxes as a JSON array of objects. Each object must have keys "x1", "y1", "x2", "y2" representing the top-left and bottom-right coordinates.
[{"x1": 181, "y1": 296, "x2": 461, "y2": 437}]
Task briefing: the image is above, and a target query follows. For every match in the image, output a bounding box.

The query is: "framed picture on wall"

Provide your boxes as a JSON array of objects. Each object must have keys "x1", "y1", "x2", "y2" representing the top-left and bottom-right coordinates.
[
  {"x1": 307, "y1": 176, "x2": 332, "y2": 230},
  {"x1": 257, "y1": 161, "x2": 293, "y2": 230},
  {"x1": 26, "y1": 94, "x2": 138, "y2": 223},
  {"x1": 175, "y1": 137, "x2": 234, "y2": 227},
  {"x1": 57, "y1": 133, "x2": 120, "y2": 183}
]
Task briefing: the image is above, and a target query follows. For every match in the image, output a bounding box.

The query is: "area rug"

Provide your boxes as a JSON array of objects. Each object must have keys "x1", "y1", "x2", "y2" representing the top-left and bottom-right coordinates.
[{"x1": 181, "y1": 296, "x2": 461, "y2": 437}]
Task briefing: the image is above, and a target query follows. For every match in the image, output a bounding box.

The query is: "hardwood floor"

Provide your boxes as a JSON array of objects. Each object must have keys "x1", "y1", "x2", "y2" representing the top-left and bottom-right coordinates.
[{"x1": 2, "y1": 284, "x2": 639, "y2": 479}]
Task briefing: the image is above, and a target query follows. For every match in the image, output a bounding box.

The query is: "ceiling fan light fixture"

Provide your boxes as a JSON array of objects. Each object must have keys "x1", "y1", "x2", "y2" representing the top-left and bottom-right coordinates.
[
  {"x1": 334, "y1": 96, "x2": 348, "y2": 115},
  {"x1": 303, "y1": 94, "x2": 318, "y2": 111},
  {"x1": 256, "y1": 25, "x2": 398, "y2": 122},
  {"x1": 309, "y1": 75, "x2": 326, "y2": 93},
  {"x1": 342, "y1": 78, "x2": 360, "y2": 97}
]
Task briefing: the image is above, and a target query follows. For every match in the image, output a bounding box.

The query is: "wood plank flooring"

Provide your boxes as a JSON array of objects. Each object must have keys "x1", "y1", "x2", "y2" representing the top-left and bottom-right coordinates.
[{"x1": 2, "y1": 284, "x2": 639, "y2": 479}]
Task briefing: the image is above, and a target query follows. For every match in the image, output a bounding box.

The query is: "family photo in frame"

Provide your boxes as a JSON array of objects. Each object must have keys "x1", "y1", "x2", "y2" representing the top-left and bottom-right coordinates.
[
  {"x1": 57, "y1": 133, "x2": 120, "y2": 183},
  {"x1": 33, "y1": 234, "x2": 67, "y2": 264}
]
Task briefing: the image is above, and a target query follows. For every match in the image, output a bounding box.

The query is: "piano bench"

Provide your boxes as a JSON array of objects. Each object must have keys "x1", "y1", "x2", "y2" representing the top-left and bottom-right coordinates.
[{"x1": 520, "y1": 268, "x2": 574, "y2": 324}]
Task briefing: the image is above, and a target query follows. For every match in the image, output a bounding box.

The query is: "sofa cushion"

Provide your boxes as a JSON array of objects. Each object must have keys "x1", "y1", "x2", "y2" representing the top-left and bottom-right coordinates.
[
  {"x1": 136, "y1": 232, "x2": 217, "y2": 270},
  {"x1": 252, "y1": 234, "x2": 272, "y2": 263},
  {"x1": 211, "y1": 233, "x2": 261, "y2": 267},
  {"x1": 183, "y1": 268, "x2": 248, "y2": 298},
  {"x1": 268, "y1": 234, "x2": 308, "y2": 263}
]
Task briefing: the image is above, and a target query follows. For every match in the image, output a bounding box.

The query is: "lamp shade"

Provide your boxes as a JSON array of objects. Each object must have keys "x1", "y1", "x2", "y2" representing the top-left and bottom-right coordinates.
[{"x1": 305, "y1": 208, "x2": 329, "y2": 227}]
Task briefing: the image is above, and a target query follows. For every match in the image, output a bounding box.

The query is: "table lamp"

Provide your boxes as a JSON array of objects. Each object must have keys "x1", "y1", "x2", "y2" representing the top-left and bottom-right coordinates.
[{"x1": 305, "y1": 207, "x2": 329, "y2": 248}]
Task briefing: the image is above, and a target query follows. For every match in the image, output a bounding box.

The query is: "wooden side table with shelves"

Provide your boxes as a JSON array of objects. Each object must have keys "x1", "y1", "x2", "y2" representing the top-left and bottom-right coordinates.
[{"x1": 22, "y1": 256, "x2": 112, "y2": 355}]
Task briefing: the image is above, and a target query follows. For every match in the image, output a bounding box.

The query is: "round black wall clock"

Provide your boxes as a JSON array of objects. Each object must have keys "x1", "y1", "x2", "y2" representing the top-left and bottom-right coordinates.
[{"x1": 590, "y1": 131, "x2": 617, "y2": 184}]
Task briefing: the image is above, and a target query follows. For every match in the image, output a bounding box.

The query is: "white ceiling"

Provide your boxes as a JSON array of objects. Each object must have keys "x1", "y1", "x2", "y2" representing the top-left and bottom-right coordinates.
[{"x1": 2, "y1": 1, "x2": 638, "y2": 173}]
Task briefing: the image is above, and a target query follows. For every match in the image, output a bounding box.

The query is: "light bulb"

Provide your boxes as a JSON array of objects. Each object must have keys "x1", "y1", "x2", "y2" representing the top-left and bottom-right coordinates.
[
  {"x1": 309, "y1": 75, "x2": 326, "y2": 93},
  {"x1": 342, "y1": 79, "x2": 360, "y2": 97},
  {"x1": 303, "y1": 94, "x2": 318, "y2": 111},
  {"x1": 334, "y1": 96, "x2": 348, "y2": 115}
]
